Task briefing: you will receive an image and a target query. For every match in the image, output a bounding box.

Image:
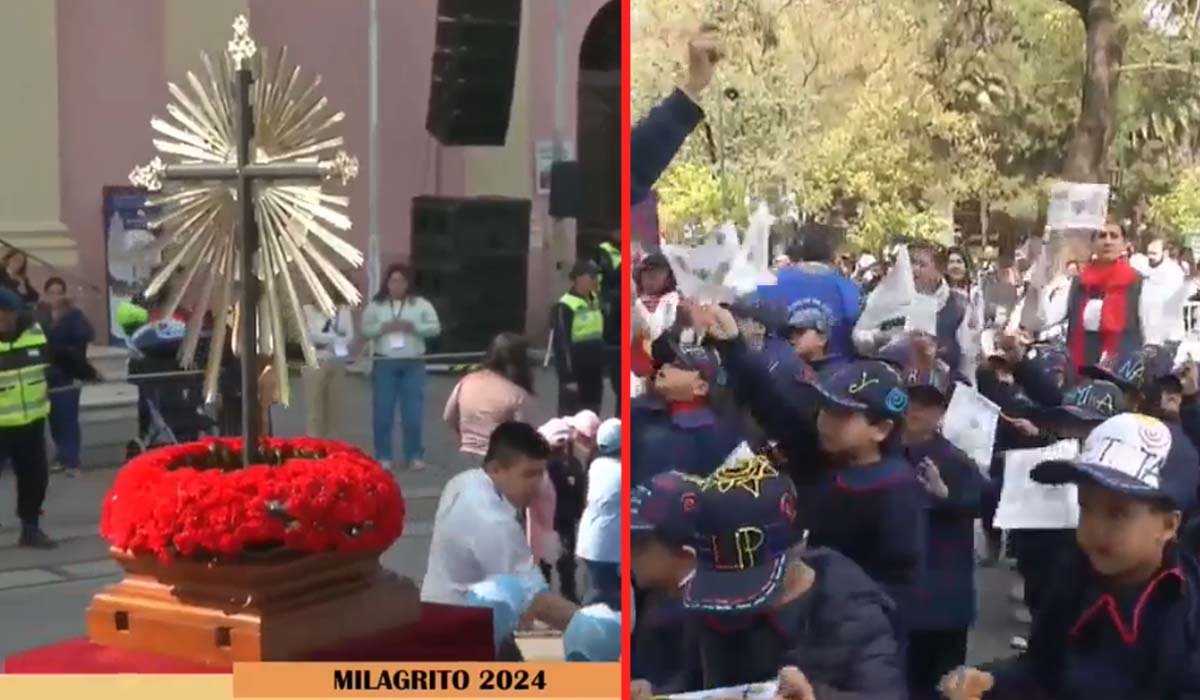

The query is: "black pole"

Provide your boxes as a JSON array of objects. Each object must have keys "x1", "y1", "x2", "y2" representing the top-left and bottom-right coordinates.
[{"x1": 236, "y1": 66, "x2": 260, "y2": 466}]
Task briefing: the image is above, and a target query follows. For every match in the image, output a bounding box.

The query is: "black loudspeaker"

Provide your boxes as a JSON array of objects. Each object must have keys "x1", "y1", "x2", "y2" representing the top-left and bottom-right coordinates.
[
  {"x1": 426, "y1": 0, "x2": 521, "y2": 146},
  {"x1": 549, "y1": 161, "x2": 580, "y2": 220},
  {"x1": 410, "y1": 196, "x2": 531, "y2": 352}
]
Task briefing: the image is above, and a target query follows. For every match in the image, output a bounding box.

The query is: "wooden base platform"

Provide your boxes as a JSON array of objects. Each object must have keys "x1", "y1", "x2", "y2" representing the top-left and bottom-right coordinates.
[{"x1": 87, "y1": 548, "x2": 420, "y2": 665}]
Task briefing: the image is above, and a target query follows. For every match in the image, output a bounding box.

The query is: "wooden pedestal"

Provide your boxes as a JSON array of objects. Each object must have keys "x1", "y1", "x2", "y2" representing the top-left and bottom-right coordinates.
[{"x1": 87, "y1": 548, "x2": 421, "y2": 665}]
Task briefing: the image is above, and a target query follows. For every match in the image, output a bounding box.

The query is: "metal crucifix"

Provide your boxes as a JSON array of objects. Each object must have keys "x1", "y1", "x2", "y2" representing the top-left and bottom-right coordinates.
[{"x1": 130, "y1": 16, "x2": 362, "y2": 466}]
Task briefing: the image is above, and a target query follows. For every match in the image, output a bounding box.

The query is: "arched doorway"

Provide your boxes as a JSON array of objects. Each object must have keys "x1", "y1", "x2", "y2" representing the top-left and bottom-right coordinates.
[{"x1": 576, "y1": 0, "x2": 620, "y2": 257}]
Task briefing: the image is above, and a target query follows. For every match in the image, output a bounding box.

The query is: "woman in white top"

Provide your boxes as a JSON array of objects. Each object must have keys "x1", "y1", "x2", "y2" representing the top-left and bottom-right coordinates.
[
  {"x1": 360, "y1": 263, "x2": 441, "y2": 470},
  {"x1": 302, "y1": 303, "x2": 355, "y2": 438}
]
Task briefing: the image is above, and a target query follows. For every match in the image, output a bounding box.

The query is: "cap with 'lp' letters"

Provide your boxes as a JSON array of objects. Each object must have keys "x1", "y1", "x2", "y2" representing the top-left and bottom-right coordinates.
[{"x1": 683, "y1": 455, "x2": 800, "y2": 615}]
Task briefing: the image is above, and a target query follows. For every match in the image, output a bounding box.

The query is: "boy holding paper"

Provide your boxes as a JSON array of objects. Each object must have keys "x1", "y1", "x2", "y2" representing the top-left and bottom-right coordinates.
[{"x1": 943, "y1": 413, "x2": 1200, "y2": 700}]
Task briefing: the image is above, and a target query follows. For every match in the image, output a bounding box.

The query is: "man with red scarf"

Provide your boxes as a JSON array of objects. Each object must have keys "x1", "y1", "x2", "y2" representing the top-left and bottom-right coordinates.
[{"x1": 1029, "y1": 223, "x2": 1156, "y2": 369}]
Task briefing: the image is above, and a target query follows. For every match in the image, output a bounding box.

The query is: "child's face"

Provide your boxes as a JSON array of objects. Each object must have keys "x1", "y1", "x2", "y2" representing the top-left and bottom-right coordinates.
[
  {"x1": 787, "y1": 329, "x2": 827, "y2": 362},
  {"x1": 640, "y1": 268, "x2": 670, "y2": 296},
  {"x1": 630, "y1": 536, "x2": 694, "y2": 592},
  {"x1": 816, "y1": 407, "x2": 891, "y2": 458},
  {"x1": 653, "y1": 365, "x2": 708, "y2": 403},
  {"x1": 1160, "y1": 387, "x2": 1183, "y2": 420},
  {"x1": 905, "y1": 396, "x2": 945, "y2": 438},
  {"x1": 1076, "y1": 481, "x2": 1180, "y2": 584}
]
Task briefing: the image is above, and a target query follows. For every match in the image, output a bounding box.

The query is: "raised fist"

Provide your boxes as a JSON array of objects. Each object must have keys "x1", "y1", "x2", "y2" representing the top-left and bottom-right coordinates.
[{"x1": 685, "y1": 24, "x2": 721, "y2": 98}]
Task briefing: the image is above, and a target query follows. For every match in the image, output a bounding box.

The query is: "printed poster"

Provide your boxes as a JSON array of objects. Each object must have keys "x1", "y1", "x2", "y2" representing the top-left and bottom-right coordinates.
[
  {"x1": 993, "y1": 440, "x2": 1081, "y2": 530},
  {"x1": 1046, "y1": 181, "x2": 1109, "y2": 231},
  {"x1": 535, "y1": 140, "x2": 575, "y2": 195},
  {"x1": 662, "y1": 223, "x2": 742, "y2": 304},
  {"x1": 941, "y1": 382, "x2": 1000, "y2": 473},
  {"x1": 102, "y1": 186, "x2": 160, "y2": 343}
]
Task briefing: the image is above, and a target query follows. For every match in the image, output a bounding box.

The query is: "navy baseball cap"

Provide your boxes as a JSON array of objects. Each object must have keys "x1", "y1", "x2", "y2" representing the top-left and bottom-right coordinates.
[
  {"x1": 683, "y1": 455, "x2": 800, "y2": 614},
  {"x1": 1034, "y1": 413, "x2": 1198, "y2": 512},
  {"x1": 809, "y1": 359, "x2": 910, "y2": 418},
  {"x1": 874, "y1": 334, "x2": 952, "y2": 399},
  {"x1": 1046, "y1": 379, "x2": 1127, "y2": 423},
  {"x1": 1083, "y1": 349, "x2": 1148, "y2": 392},
  {"x1": 783, "y1": 298, "x2": 832, "y2": 335},
  {"x1": 664, "y1": 339, "x2": 724, "y2": 386},
  {"x1": 630, "y1": 470, "x2": 704, "y2": 548}
]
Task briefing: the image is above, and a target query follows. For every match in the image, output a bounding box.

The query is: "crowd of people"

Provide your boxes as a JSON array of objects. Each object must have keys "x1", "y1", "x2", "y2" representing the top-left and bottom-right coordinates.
[{"x1": 629, "y1": 23, "x2": 1200, "y2": 700}]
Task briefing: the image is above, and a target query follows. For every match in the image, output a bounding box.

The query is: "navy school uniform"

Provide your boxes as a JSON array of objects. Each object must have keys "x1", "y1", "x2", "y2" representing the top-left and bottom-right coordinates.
[
  {"x1": 717, "y1": 339, "x2": 926, "y2": 606},
  {"x1": 667, "y1": 548, "x2": 905, "y2": 699},
  {"x1": 902, "y1": 435, "x2": 989, "y2": 698},
  {"x1": 628, "y1": 393, "x2": 742, "y2": 487},
  {"x1": 984, "y1": 544, "x2": 1200, "y2": 700}
]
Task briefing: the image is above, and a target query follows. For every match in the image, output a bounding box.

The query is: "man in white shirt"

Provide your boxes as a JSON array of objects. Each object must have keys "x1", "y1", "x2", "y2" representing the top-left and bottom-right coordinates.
[
  {"x1": 302, "y1": 303, "x2": 355, "y2": 437},
  {"x1": 422, "y1": 421, "x2": 579, "y2": 659}
]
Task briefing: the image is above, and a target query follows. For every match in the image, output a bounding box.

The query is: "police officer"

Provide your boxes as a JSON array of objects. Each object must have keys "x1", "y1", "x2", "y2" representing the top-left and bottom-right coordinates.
[
  {"x1": 0, "y1": 287, "x2": 58, "y2": 548},
  {"x1": 552, "y1": 261, "x2": 606, "y2": 415},
  {"x1": 595, "y1": 232, "x2": 622, "y2": 415}
]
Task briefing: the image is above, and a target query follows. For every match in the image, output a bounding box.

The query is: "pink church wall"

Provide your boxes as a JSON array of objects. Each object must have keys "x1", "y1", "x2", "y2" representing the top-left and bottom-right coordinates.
[
  {"x1": 54, "y1": 0, "x2": 612, "y2": 345},
  {"x1": 56, "y1": 0, "x2": 165, "y2": 331}
]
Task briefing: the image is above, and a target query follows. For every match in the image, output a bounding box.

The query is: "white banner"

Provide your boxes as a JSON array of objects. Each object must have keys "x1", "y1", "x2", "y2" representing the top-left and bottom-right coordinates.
[
  {"x1": 993, "y1": 440, "x2": 1081, "y2": 530},
  {"x1": 662, "y1": 224, "x2": 741, "y2": 304},
  {"x1": 1046, "y1": 181, "x2": 1109, "y2": 231},
  {"x1": 941, "y1": 382, "x2": 1000, "y2": 473}
]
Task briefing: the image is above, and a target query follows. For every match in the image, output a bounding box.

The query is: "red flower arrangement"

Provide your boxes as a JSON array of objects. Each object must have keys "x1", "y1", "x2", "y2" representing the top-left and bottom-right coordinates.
[{"x1": 100, "y1": 437, "x2": 405, "y2": 562}]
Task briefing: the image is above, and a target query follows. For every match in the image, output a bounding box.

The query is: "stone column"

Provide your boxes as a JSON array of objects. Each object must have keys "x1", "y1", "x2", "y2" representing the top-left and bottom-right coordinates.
[{"x1": 0, "y1": 0, "x2": 74, "y2": 266}]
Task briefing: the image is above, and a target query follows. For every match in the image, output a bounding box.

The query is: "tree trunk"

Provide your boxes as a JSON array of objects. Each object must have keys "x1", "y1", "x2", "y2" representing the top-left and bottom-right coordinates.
[{"x1": 1061, "y1": 0, "x2": 1125, "y2": 183}]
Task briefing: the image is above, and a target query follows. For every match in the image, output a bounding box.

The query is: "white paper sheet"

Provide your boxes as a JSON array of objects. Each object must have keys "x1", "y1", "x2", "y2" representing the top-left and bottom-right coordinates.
[
  {"x1": 659, "y1": 681, "x2": 779, "y2": 700},
  {"x1": 333, "y1": 341, "x2": 349, "y2": 359},
  {"x1": 662, "y1": 224, "x2": 742, "y2": 303},
  {"x1": 1046, "y1": 182, "x2": 1109, "y2": 231},
  {"x1": 856, "y1": 246, "x2": 917, "y2": 332},
  {"x1": 941, "y1": 382, "x2": 1000, "y2": 473},
  {"x1": 993, "y1": 440, "x2": 1081, "y2": 530},
  {"x1": 386, "y1": 332, "x2": 406, "y2": 350}
]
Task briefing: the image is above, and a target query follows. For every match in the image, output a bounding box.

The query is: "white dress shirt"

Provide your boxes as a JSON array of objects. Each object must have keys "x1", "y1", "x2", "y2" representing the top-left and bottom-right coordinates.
[
  {"x1": 575, "y1": 455, "x2": 621, "y2": 564},
  {"x1": 303, "y1": 304, "x2": 355, "y2": 361},
  {"x1": 421, "y1": 468, "x2": 545, "y2": 605}
]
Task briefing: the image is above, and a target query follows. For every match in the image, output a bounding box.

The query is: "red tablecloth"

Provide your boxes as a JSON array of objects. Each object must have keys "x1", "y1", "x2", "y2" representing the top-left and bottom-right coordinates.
[{"x1": 4, "y1": 603, "x2": 493, "y2": 673}]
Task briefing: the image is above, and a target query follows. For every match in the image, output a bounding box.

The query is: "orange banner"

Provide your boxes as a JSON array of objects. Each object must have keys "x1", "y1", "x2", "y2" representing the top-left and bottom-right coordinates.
[{"x1": 232, "y1": 662, "x2": 622, "y2": 698}]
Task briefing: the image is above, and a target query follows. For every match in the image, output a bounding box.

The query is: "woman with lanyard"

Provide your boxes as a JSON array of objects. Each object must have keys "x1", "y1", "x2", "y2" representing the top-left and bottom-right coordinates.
[{"x1": 361, "y1": 263, "x2": 442, "y2": 471}]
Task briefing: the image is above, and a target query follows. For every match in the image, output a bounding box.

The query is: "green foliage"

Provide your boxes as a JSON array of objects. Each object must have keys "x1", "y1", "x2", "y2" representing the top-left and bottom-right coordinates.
[
  {"x1": 632, "y1": 0, "x2": 1200, "y2": 243},
  {"x1": 1148, "y1": 167, "x2": 1200, "y2": 236}
]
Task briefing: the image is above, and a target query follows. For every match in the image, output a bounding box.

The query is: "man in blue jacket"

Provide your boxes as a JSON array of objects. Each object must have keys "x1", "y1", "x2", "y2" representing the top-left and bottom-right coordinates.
[
  {"x1": 629, "y1": 462, "x2": 904, "y2": 699},
  {"x1": 630, "y1": 26, "x2": 715, "y2": 206},
  {"x1": 755, "y1": 230, "x2": 860, "y2": 360}
]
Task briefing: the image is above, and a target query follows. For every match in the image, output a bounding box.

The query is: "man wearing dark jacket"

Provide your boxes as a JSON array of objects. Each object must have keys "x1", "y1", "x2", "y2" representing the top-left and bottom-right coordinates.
[
  {"x1": 552, "y1": 261, "x2": 606, "y2": 415},
  {"x1": 595, "y1": 230, "x2": 622, "y2": 413},
  {"x1": 630, "y1": 26, "x2": 715, "y2": 206}
]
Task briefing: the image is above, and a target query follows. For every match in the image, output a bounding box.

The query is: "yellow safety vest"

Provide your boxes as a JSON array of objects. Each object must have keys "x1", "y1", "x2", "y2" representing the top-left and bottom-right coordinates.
[
  {"x1": 599, "y1": 241, "x2": 621, "y2": 271},
  {"x1": 0, "y1": 324, "x2": 49, "y2": 428},
  {"x1": 560, "y1": 293, "x2": 604, "y2": 344}
]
